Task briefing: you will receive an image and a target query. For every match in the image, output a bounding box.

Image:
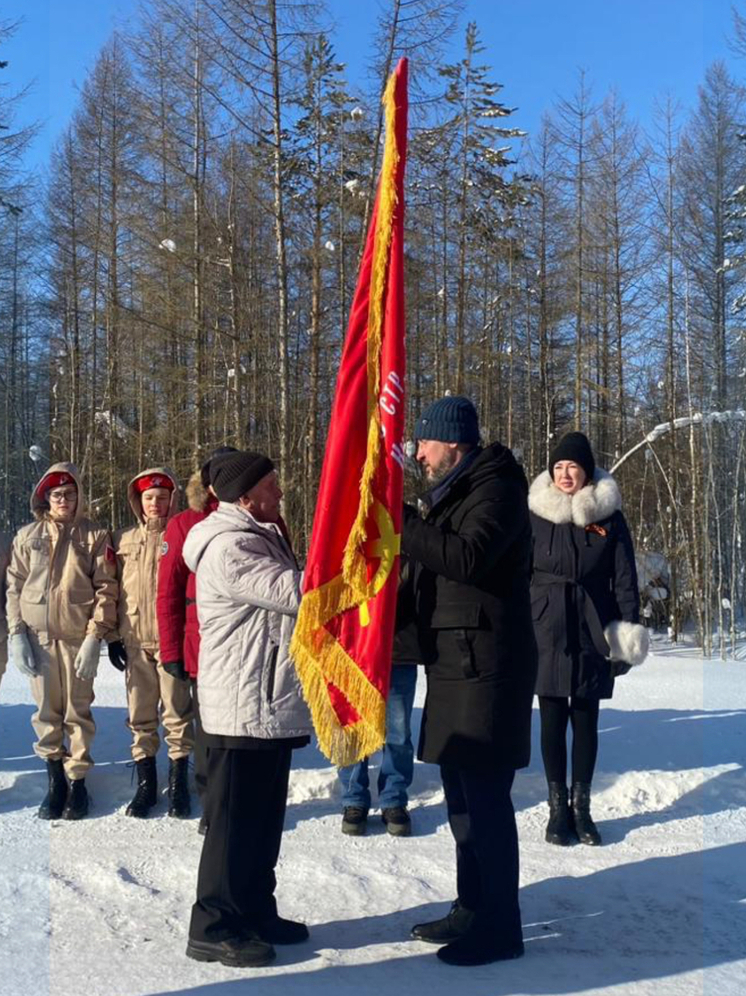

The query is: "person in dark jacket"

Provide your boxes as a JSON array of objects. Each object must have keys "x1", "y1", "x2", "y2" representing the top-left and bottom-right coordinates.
[
  {"x1": 529, "y1": 431, "x2": 649, "y2": 848},
  {"x1": 401, "y1": 396, "x2": 537, "y2": 968}
]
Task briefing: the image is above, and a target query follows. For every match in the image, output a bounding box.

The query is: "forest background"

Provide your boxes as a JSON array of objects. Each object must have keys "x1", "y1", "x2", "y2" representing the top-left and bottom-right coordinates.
[{"x1": 1, "y1": 0, "x2": 745, "y2": 655}]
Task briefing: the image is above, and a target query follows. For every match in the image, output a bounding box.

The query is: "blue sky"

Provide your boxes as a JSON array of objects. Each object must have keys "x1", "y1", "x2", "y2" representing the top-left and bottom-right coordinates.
[{"x1": 2, "y1": 0, "x2": 742, "y2": 176}]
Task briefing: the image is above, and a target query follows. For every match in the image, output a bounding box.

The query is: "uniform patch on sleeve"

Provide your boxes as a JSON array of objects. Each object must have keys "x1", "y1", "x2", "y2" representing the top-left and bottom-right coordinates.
[
  {"x1": 161, "y1": 540, "x2": 169, "y2": 556},
  {"x1": 106, "y1": 544, "x2": 116, "y2": 564}
]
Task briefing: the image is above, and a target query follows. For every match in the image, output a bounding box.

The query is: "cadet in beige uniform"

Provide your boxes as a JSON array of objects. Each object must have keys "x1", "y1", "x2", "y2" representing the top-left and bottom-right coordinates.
[
  {"x1": 6, "y1": 464, "x2": 118, "y2": 820},
  {"x1": 108, "y1": 468, "x2": 194, "y2": 818},
  {"x1": 0, "y1": 531, "x2": 11, "y2": 690}
]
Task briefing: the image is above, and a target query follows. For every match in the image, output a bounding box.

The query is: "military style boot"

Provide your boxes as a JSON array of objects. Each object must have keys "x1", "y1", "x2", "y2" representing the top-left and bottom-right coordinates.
[
  {"x1": 62, "y1": 779, "x2": 89, "y2": 820},
  {"x1": 545, "y1": 783, "x2": 577, "y2": 846},
  {"x1": 168, "y1": 756, "x2": 191, "y2": 818},
  {"x1": 126, "y1": 757, "x2": 158, "y2": 818},
  {"x1": 38, "y1": 758, "x2": 68, "y2": 820},
  {"x1": 571, "y1": 782, "x2": 602, "y2": 845}
]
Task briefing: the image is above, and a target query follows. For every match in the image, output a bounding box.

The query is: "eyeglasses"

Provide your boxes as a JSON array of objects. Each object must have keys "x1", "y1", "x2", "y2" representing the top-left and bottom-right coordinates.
[{"x1": 48, "y1": 490, "x2": 78, "y2": 503}]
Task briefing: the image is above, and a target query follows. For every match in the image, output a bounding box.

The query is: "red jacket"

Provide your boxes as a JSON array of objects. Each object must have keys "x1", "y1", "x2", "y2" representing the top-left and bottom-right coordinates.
[{"x1": 156, "y1": 472, "x2": 218, "y2": 677}]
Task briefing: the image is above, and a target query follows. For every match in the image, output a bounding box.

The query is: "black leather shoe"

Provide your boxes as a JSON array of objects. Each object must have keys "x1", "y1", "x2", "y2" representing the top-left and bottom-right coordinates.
[
  {"x1": 186, "y1": 934, "x2": 275, "y2": 968},
  {"x1": 197, "y1": 815, "x2": 208, "y2": 836},
  {"x1": 411, "y1": 901, "x2": 475, "y2": 944},
  {"x1": 38, "y1": 759, "x2": 68, "y2": 820},
  {"x1": 62, "y1": 779, "x2": 89, "y2": 820},
  {"x1": 436, "y1": 930, "x2": 524, "y2": 966},
  {"x1": 341, "y1": 806, "x2": 368, "y2": 836},
  {"x1": 382, "y1": 806, "x2": 411, "y2": 837},
  {"x1": 256, "y1": 915, "x2": 309, "y2": 945}
]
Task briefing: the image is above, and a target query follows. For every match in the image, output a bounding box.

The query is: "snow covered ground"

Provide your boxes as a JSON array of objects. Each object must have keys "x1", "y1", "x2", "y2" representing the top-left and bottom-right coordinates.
[{"x1": 1, "y1": 640, "x2": 745, "y2": 996}]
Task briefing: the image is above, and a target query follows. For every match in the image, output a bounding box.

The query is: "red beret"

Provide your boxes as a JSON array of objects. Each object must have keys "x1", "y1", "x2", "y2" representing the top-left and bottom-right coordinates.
[
  {"x1": 134, "y1": 474, "x2": 174, "y2": 494},
  {"x1": 36, "y1": 472, "x2": 75, "y2": 497}
]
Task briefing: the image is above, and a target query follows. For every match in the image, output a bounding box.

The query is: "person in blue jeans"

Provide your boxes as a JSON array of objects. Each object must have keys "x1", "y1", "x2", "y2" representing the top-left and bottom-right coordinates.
[
  {"x1": 339, "y1": 663, "x2": 417, "y2": 836},
  {"x1": 339, "y1": 565, "x2": 420, "y2": 837}
]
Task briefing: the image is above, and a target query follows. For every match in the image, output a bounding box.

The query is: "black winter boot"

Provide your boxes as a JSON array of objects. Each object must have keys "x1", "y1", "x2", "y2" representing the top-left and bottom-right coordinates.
[
  {"x1": 571, "y1": 782, "x2": 602, "y2": 845},
  {"x1": 38, "y1": 759, "x2": 68, "y2": 820},
  {"x1": 545, "y1": 783, "x2": 577, "y2": 846},
  {"x1": 168, "y1": 757, "x2": 191, "y2": 818},
  {"x1": 126, "y1": 757, "x2": 158, "y2": 818},
  {"x1": 411, "y1": 900, "x2": 476, "y2": 944},
  {"x1": 62, "y1": 779, "x2": 89, "y2": 820}
]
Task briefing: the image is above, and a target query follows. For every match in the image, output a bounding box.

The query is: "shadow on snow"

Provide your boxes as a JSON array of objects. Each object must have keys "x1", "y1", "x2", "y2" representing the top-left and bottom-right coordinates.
[{"x1": 148, "y1": 841, "x2": 746, "y2": 995}]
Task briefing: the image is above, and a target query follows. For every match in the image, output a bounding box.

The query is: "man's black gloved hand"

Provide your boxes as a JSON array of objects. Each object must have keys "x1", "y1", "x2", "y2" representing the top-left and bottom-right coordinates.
[
  {"x1": 162, "y1": 660, "x2": 189, "y2": 682},
  {"x1": 609, "y1": 659, "x2": 632, "y2": 678},
  {"x1": 107, "y1": 640, "x2": 128, "y2": 672}
]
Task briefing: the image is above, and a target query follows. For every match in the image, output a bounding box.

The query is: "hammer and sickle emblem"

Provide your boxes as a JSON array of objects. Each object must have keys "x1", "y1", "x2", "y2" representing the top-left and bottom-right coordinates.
[{"x1": 359, "y1": 500, "x2": 401, "y2": 627}]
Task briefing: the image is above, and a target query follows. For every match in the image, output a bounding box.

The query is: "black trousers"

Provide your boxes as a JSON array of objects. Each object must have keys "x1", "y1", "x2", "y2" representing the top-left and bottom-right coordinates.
[
  {"x1": 190, "y1": 680, "x2": 209, "y2": 803},
  {"x1": 189, "y1": 743, "x2": 292, "y2": 942},
  {"x1": 440, "y1": 764, "x2": 522, "y2": 942},
  {"x1": 539, "y1": 695, "x2": 600, "y2": 785}
]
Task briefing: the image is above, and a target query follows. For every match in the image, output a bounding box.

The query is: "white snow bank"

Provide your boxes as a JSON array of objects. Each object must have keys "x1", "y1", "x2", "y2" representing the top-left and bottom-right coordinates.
[{"x1": 1, "y1": 640, "x2": 745, "y2": 995}]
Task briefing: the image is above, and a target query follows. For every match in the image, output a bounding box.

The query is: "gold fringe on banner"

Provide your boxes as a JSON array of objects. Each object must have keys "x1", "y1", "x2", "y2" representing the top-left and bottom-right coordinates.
[
  {"x1": 342, "y1": 65, "x2": 401, "y2": 590},
  {"x1": 291, "y1": 629, "x2": 387, "y2": 766},
  {"x1": 291, "y1": 548, "x2": 388, "y2": 764}
]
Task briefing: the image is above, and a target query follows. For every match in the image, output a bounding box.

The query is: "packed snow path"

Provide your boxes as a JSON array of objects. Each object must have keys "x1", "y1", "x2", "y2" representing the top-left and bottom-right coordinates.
[{"x1": 1, "y1": 644, "x2": 744, "y2": 996}]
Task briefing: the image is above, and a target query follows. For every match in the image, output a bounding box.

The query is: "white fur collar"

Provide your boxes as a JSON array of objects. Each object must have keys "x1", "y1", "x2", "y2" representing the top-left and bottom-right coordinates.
[{"x1": 528, "y1": 468, "x2": 622, "y2": 526}]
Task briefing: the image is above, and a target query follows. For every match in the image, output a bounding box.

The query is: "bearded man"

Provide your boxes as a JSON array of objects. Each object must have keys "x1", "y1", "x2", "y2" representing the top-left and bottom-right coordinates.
[{"x1": 401, "y1": 396, "x2": 537, "y2": 966}]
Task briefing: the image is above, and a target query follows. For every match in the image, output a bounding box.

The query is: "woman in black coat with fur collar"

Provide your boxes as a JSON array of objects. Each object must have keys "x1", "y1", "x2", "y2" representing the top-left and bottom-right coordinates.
[{"x1": 529, "y1": 433, "x2": 649, "y2": 846}]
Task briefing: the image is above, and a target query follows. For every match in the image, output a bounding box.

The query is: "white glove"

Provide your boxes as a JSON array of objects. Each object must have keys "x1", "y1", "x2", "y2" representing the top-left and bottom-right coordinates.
[
  {"x1": 74, "y1": 634, "x2": 101, "y2": 681},
  {"x1": 11, "y1": 632, "x2": 39, "y2": 678}
]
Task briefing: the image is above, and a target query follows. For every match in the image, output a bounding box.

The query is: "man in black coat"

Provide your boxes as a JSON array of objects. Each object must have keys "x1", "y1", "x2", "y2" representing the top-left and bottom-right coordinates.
[{"x1": 401, "y1": 395, "x2": 538, "y2": 967}]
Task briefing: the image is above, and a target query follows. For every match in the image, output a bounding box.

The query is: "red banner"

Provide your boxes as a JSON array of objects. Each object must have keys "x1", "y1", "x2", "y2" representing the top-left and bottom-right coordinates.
[{"x1": 290, "y1": 59, "x2": 408, "y2": 765}]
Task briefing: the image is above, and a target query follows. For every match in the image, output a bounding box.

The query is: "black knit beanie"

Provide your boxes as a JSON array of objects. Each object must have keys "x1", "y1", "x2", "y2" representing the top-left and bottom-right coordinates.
[
  {"x1": 200, "y1": 446, "x2": 239, "y2": 488},
  {"x1": 548, "y1": 432, "x2": 596, "y2": 482},
  {"x1": 210, "y1": 450, "x2": 275, "y2": 502},
  {"x1": 414, "y1": 395, "x2": 480, "y2": 444}
]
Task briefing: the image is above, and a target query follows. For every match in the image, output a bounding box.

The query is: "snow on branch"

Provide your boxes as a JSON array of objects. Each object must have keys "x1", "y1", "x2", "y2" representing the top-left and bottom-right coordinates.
[
  {"x1": 612, "y1": 410, "x2": 746, "y2": 472},
  {"x1": 94, "y1": 410, "x2": 132, "y2": 441},
  {"x1": 645, "y1": 410, "x2": 746, "y2": 442}
]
